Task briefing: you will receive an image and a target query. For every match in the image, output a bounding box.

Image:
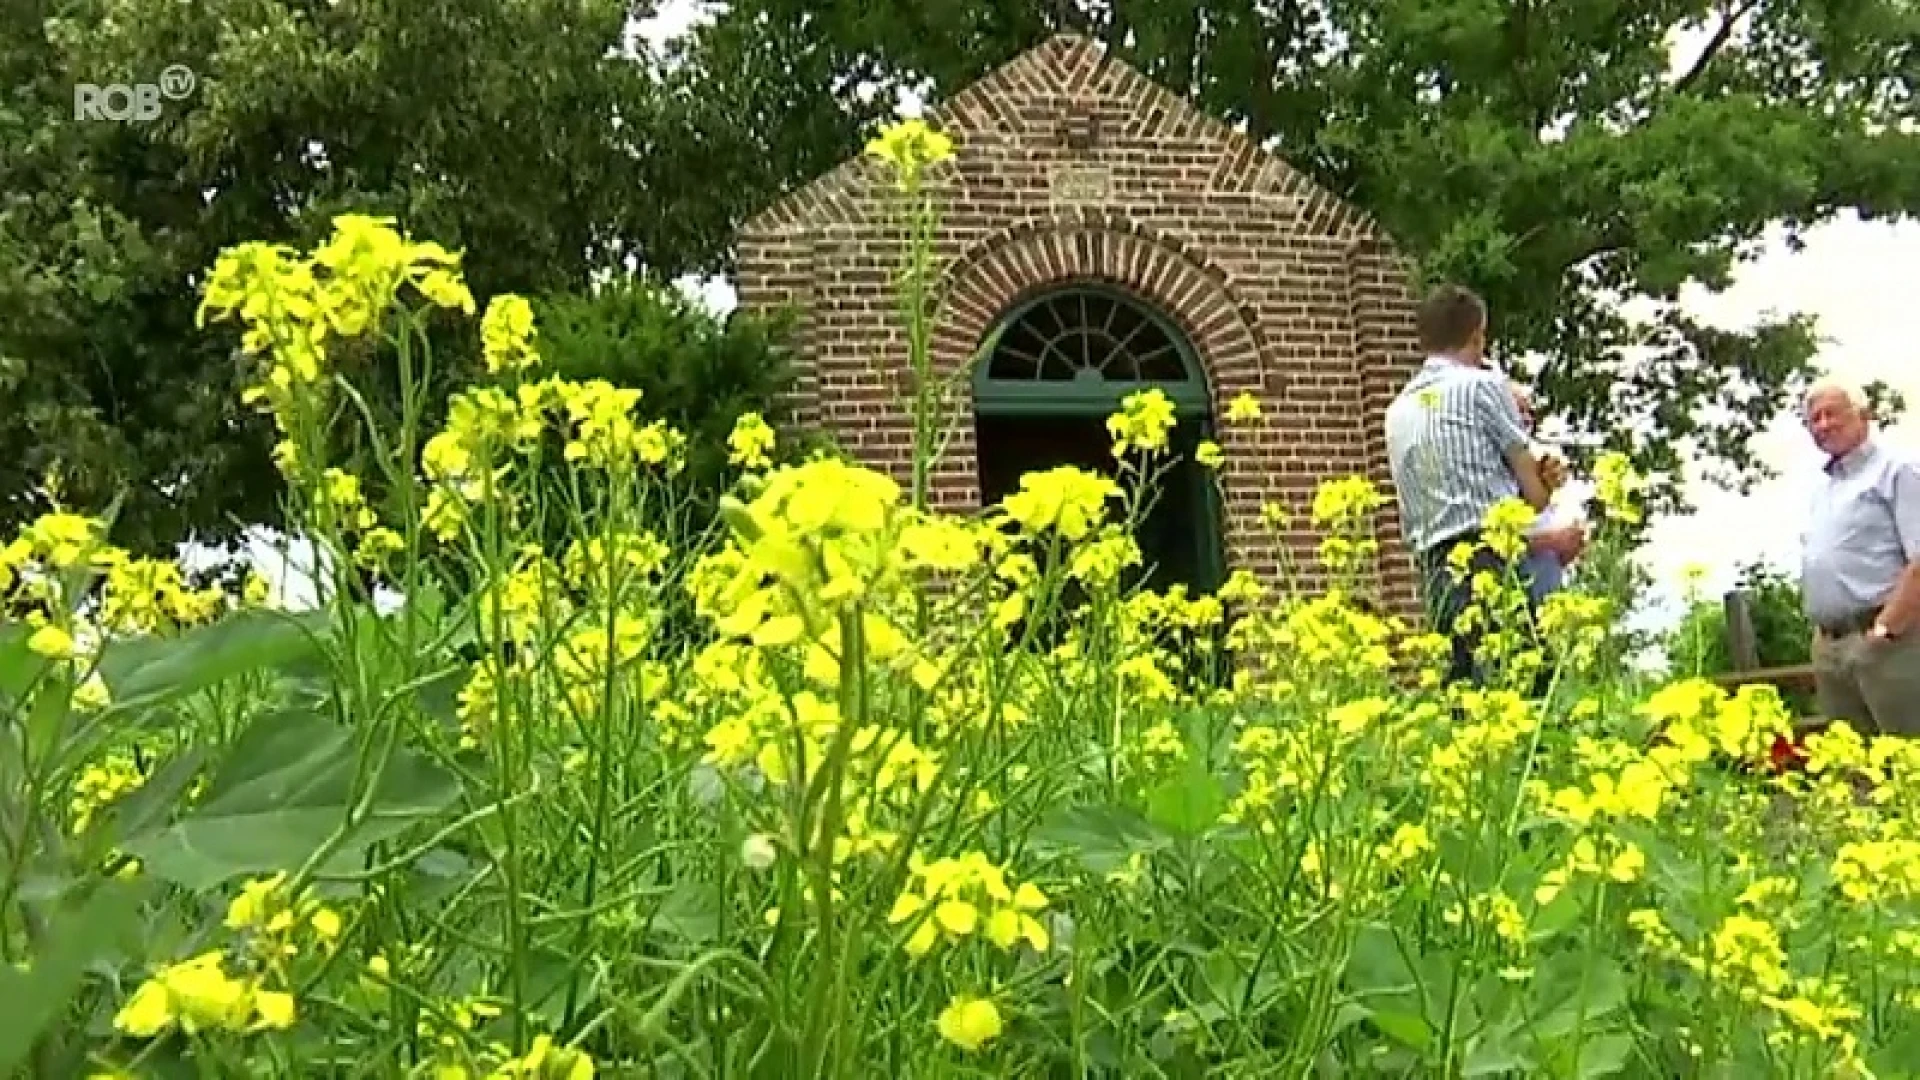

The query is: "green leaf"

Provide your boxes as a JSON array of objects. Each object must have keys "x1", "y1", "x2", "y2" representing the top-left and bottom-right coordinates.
[
  {"x1": 1575, "y1": 1033, "x2": 1636, "y2": 1078},
  {"x1": 1030, "y1": 803, "x2": 1171, "y2": 875},
  {"x1": 121, "y1": 708, "x2": 460, "y2": 890},
  {"x1": 1345, "y1": 921, "x2": 1419, "y2": 999},
  {"x1": 0, "y1": 878, "x2": 148, "y2": 1073},
  {"x1": 79, "y1": 747, "x2": 208, "y2": 856},
  {"x1": 96, "y1": 608, "x2": 332, "y2": 712},
  {"x1": 649, "y1": 879, "x2": 721, "y2": 944},
  {"x1": 1369, "y1": 1008, "x2": 1434, "y2": 1053},
  {"x1": 1144, "y1": 753, "x2": 1225, "y2": 838},
  {"x1": 1463, "y1": 1031, "x2": 1531, "y2": 1077},
  {"x1": 1529, "y1": 952, "x2": 1629, "y2": 1041},
  {"x1": 0, "y1": 622, "x2": 49, "y2": 702}
]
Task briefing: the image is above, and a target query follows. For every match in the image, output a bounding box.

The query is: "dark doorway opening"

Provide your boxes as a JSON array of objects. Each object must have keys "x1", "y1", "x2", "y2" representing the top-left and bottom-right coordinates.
[{"x1": 974, "y1": 412, "x2": 1223, "y2": 599}]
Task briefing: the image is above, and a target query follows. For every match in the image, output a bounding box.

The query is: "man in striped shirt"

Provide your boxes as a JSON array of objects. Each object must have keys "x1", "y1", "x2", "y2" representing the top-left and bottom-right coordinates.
[{"x1": 1383, "y1": 285, "x2": 1585, "y2": 685}]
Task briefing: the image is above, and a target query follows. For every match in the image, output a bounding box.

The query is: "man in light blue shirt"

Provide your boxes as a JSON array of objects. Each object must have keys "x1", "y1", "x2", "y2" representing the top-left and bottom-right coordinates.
[
  {"x1": 1383, "y1": 285, "x2": 1584, "y2": 686},
  {"x1": 1800, "y1": 378, "x2": 1920, "y2": 735}
]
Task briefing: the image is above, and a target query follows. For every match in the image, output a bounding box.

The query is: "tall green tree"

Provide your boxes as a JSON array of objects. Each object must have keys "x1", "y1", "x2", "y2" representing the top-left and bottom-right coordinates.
[
  {"x1": 0, "y1": 0, "x2": 775, "y2": 554},
  {"x1": 679, "y1": 0, "x2": 1919, "y2": 513}
]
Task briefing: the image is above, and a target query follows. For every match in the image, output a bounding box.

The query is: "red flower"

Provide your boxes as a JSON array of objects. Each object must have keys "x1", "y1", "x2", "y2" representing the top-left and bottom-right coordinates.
[{"x1": 1770, "y1": 733, "x2": 1808, "y2": 773}]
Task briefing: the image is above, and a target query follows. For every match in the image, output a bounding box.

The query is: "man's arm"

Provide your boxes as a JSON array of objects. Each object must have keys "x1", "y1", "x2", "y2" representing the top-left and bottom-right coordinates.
[
  {"x1": 1504, "y1": 445, "x2": 1554, "y2": 511},
  {"x1": 1474, "y1": 381, "x2": 1552, "y2": 510},
  {"x1": 1875, "y1": 458, "x2": 1920, "y2": 635}
]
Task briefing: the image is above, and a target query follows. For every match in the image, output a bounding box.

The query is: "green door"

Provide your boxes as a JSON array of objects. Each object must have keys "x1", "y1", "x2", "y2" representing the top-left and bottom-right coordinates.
[{"x1": 972, "y1": 284, "x2": 1226, "y2": 599}]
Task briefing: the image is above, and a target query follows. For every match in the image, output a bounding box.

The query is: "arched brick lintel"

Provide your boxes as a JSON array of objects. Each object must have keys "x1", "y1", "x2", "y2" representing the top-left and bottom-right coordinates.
[{"x1": 928, "y1": 220, "x2": 1267, "y2": 402}]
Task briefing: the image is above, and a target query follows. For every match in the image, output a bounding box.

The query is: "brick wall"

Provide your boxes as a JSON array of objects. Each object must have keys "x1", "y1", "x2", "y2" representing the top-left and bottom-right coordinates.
[{"x1": 735, "y1": 32, "x2": 1426, "y2": 621}]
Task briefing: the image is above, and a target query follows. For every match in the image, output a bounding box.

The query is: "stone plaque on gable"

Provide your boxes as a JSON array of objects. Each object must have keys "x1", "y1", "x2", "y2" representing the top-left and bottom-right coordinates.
[{"x1": 1048, "y1": 165, "x2": 1110, "y2": 207}]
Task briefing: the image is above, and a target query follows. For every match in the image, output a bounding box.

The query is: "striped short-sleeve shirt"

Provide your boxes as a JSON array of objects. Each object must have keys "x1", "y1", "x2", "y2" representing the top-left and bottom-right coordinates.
[{"x1": 1383, "y1": 357, "x2": 1532, "y2": 556}]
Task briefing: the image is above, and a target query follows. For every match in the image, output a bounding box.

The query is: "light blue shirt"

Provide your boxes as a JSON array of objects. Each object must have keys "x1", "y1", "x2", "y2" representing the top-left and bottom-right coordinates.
[
  {"x1": 1800, "y1": 440, "x2": 1920, "y2": 624},
  {"x1": 1384, "y1": 357, "x2": 1532, "y2": 555}
]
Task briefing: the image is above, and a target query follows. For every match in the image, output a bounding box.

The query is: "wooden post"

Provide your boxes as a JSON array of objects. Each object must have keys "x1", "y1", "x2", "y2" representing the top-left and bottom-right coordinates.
[{"x1": 1724, "y1": 588, "x2": 1759, "y2": 672}]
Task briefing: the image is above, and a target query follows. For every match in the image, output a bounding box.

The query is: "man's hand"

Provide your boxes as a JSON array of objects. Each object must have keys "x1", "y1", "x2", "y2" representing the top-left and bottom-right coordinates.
[
  {"x1": 1539, "y1": 453, "x2": 1568, "y2": 492},
  {"x1": 1529, "y1": 523, "x2": 1586, "y2": 563}
]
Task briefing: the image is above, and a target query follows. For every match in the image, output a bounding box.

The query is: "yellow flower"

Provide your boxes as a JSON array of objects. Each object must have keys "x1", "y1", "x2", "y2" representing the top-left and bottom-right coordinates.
[
  {"x1": 225, "y1": 872, "x2": 289, "y2": 930},
  {"x1": 26, "y1": 624, "x2": 74, "y2": 659},
  {"x1": 864, "y1": 118, "x2": 956, "y2": 190},
  {"x1": 1310, "y1": 476, "x2": 1387, "y2": 530},
  {"x1": 1592, "y1": 450, "x2": 1644, "y2": 524},
  {"x1": 1196, "y1": 440, "x2": 1224, "y2": 468},
  {"x1": 113, "y1": 951, "x2": 258, "y2": 1037},
  {"x1": 1225, "y1": 391, "x2": 1261, "y2": 422},
  {"x1": 936, "y1": 994, "x2": 1003, "y2": 1051},
  {"x1": 1108, "y1": 389, "x2": 1177, "y2": 455},
  {"x1": 480, "y1": 294, "x2": 539, "y2": 374},
  {"x1": 999, "y1": 466, "x2": 1120, "y2": 541},
  {"x1": 727, "y1": 411, "x2": 776, "y2": 469},
  {"x1": 251, "y1": 989, "x2": 296, "y2": 1030}
]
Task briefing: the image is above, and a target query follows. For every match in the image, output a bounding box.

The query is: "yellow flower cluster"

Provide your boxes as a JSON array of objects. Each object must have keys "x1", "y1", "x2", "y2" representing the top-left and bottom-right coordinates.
[
  {"x1": 419, "y1": 377, "x2": 685, "y2": 541},
  {"x1": 1532, "y1": 833, "x2": 1647, "y2": 903},
  {"x1": 1592, "y1": 450, "x2": 1644, "y2": 523},
  {"x1": 224, "y1": 871, "x2": 346, "y2": 956},
  {"x1": 480, "y1": 294, "x2": 538, "y2": 375},
  {"x1": 1108, "y1": 388, "x2": 1177, "y2": 456},
  {"x1": 865, "y1": 117, "x2": 956, "y2": 192},
  {"x1": 1423, "y1": 690, "x2": 1539, "y2": 812},
  {"x1": 1630, "y1": 906, "x2": 1870, "y2": 1070},
  {"x1": 113, "y1": 872, "x2": 346, "y2": 1042},
  {"x1": 888, "y1": 851, "x2": 1050, "y2": 958},
  {"x1": 70, "y1": 752, "x2": 146, "y2": 834},
  {"x1": 728, "y1": 411, "x2": 777, "y2": 470},
  {"x1": 997, "y1": 465, "x2": 1121, "y2": 542},
  {"x1": 936, "y1": 994, "x2": 1003, "y2": 1052},
  {"x1": 199, "y1": 215, "x2": 475, "y2": 469},
  {"x1": 113, "y1": 950, "x2": 295, "y2": 1038}
]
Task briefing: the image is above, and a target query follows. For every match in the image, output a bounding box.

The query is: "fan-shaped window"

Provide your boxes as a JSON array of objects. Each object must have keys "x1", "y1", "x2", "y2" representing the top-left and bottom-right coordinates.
[
  {"x1": 973, "y1": 285, "x2": 1208, "y2": 416},
  {"x1": 970, "y1": 281, "x2": 1226, "y2": 613},
  {"x1": 984, "y1": 289, "x2": 1193, "y2": 383}
]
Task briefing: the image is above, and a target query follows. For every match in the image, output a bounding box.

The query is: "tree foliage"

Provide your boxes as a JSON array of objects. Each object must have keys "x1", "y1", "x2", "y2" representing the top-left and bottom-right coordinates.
[
  {"x1": 1664, "y1": 560, "x2": 1814, "y2": 711},
  {"x1": 0, "y1": 0, "x2": 778, "y2": 554},
  {"x1": 678, "y1": 0, "x2": 1919, "y2": 513},
  {"x1": 4, "y1": 0, "x2": 1916, "y2": 553}
]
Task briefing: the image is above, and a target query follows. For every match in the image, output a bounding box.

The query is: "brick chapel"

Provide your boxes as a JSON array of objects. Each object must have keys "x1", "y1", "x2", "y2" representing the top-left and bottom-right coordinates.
[{"x1": 734, "y1": 32, "x2": 1427, "y2": 619}]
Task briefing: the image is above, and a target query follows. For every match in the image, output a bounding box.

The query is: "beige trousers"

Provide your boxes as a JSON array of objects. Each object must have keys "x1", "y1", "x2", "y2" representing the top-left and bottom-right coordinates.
[{"x1": 1812, "y1": 630, "x2": 1920, "y2": 737}]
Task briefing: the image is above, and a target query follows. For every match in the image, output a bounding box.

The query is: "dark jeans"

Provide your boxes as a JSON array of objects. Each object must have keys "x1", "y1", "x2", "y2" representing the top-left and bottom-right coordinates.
[{"x1": 1417, "y1": 530, "x2": 1546, "y2": 695}]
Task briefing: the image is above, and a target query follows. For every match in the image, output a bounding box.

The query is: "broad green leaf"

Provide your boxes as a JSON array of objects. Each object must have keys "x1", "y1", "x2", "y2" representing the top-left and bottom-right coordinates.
[
  {"x1": 1369, "y1": 1009, "x2": 1433, "y2": 1053},
  {"x1": 0, "y1": 878, "x2": 148, "y2": 1073},
  {"x1": 96, "y1": 608, "x2": 332, "y2": 711},
  {"x1": 1463, "y1": 1032, "x2": 1531, "y2": 1077},
  {"x1": 78, "y1": 748, "x2": 208, "y2": 859},
  {"x1": 1030, "y1": 803, "x2": 1171, "y2": 875},
  {"x1": 1345, "y1": 921, "x2": 1419, "y2": 999},
  {"x1": 649, "y1": 879, "x2": 721, "y2": 944},
  {"x1": 1144, "y1": 753, "x2": 1225, "y2": 838},
  {"x1": 1530, "y1": 952, "x2": 1629, "y2": 1041},
  {"x1": 121, "y1": 708, "x2": 460, "y2": 890},
  {"x1": 0, "y1": 622, "x2": 49, "y2": 702},
  {"x1": 1575, "y1": 1032, "x2": 1636, "y2": 1078}
]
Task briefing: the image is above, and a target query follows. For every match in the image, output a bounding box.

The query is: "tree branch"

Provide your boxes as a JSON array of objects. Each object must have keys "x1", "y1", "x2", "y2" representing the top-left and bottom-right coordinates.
[{"x1": 1671, "y1": 0, "x2": 1758, "y2": 95}]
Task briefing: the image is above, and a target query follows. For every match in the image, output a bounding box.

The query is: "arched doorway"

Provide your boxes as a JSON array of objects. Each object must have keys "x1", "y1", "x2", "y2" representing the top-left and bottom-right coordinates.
[{"x1": 972, "y1": 283, "x2": 1226, "y2": 598}]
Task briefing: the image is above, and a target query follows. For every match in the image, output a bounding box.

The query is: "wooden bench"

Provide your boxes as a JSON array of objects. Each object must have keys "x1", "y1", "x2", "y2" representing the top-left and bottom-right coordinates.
[
  {"x1": 1709, "y1": 663, "x2": 1816, "y2": 693},
  {"x1": 1709, "y1": 587, "x2": 1820, "y2": 711}
]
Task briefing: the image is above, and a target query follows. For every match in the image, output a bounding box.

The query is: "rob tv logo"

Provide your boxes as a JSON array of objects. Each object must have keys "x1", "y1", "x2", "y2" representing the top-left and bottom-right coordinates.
[{"x1": 75, "y1": 64, "x2": 196, "y2": 122}]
